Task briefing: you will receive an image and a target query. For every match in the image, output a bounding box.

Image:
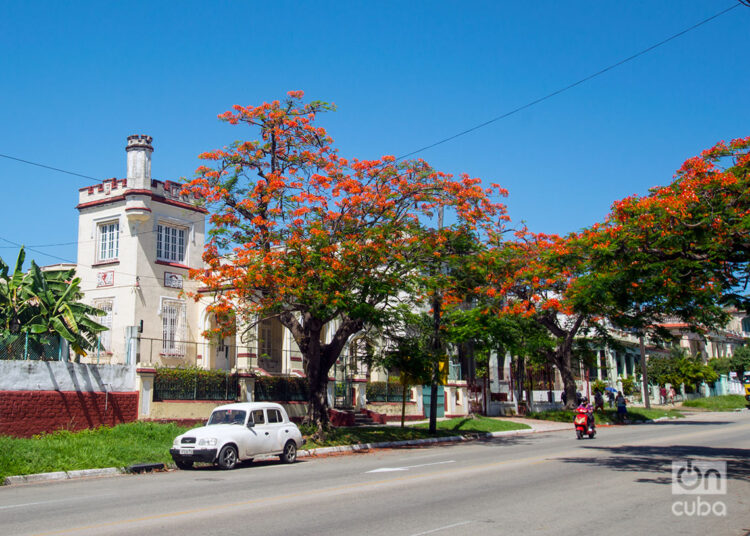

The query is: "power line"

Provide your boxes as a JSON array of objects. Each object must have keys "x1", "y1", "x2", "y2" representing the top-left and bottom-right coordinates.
[
  {"x1": 395, "y1": 2, "x2": 743, "y2": 161},
  {"x1": 0, "y1": 153, "x2": 102, "y2": 182}
]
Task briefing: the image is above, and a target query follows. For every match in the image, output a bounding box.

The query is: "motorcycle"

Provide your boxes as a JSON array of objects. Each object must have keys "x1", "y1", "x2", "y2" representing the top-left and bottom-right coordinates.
[{"x1": 574, "y1": 407, "x2": 596, "y2": 439}]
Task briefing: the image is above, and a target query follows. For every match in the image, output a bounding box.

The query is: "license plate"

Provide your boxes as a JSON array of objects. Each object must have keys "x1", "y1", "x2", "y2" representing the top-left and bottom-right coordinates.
[{"x1": 179, "y1": 448, "x2": 193, "y2": 455}]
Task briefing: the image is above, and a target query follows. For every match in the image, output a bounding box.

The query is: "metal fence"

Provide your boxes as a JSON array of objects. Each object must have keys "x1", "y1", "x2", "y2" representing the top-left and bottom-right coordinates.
[
  {"x1": 153, "y1": 368, "x2": 240, "y2": 401},
  {"x1": 366, "y1": 381, "x2": 411, "y2": 402},
  {"x1": 0, "y1": 333, "x2": 63, "y2": 361},
  {"x1": 254, "y1": 376, "x2": 309, "y2": 402}
]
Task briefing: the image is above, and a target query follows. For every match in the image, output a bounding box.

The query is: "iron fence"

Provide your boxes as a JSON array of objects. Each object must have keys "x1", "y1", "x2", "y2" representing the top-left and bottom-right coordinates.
[
  {"x1": 0, "y1": 333, "x2": 63, "y2": 361},
  {"x1": 254, "y1": 376, "x2": 309, "y2": 402},
  {"x1": 153, "y1": 368, "x2": 240, "y2": 401},
  {"x1": 366, "y1": 381, "x2": 410, "y2": 402}
]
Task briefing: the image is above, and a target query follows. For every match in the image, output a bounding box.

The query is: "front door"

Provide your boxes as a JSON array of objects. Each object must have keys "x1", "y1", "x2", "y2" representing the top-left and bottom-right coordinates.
[{"x1": 422, "y1": 385, "x2": 445, "y2": 419}]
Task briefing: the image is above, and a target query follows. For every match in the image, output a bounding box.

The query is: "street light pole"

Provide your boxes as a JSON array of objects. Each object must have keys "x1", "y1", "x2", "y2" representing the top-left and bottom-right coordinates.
[{"x1": 428, "y1": 206, "x2": 444, "y2": 435}]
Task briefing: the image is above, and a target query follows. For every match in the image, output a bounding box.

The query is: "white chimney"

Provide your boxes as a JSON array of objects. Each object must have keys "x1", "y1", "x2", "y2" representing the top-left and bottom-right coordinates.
[{"x1": 126, "y1": 134, "x2": 153, "y2": 189}]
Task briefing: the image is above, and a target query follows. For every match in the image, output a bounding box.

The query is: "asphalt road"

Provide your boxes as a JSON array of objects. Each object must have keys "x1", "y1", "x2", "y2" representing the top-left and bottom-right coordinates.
[{"x1": 1, "y1": 411, "x2": 749, "y2": 536}]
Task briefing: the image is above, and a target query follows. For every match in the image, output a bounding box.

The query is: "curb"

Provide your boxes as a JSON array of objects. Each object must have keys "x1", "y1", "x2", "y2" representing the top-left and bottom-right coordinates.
[
  {"x1": 4, "y1": 424, "x2": 556, "y2": 486},
  {"x1": 4, "y1": 467, "x2": 122, "y2": 486}
]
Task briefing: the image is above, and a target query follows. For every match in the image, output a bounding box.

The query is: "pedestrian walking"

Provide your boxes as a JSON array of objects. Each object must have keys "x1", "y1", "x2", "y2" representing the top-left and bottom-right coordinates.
[
  {"x1": 594, "y1": 390, "x2": 604, "y2": 412},
  {"x1": 660, "y1": 386, "x2": 667, "y2": 405},
  {"x1": 668, "y1": 386, "x2": 676, "y2": 405},
  {"x1": 616, "y1": 391, "x2": 627, "y2": 423},
  {"x1": 606, "y1": 389, "x2": 615, "y2": 408}
]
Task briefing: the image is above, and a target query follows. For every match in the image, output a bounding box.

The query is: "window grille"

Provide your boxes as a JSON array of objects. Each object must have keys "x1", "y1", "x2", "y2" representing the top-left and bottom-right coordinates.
[
  {"x1": 97, "y1": 222, "x2": 119, "y2": 261},
  {"x1": 93, "y1": 298, "x2": 114, "y2": 351},
  {"x1": 162, "y1": 299, "x2": 186, "y2": 356},
  {"x1": 156, "y1": 224, "x2": 186, "y2": 263}
]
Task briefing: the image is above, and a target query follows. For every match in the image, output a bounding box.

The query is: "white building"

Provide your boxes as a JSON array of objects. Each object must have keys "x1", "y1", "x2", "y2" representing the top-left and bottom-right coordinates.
[
  {"x1": 72, "y1": 135, "x2": 469, "y2": 420},
  {"x1": 75, "y1": 135, "x2": 208, "y2": 367}
]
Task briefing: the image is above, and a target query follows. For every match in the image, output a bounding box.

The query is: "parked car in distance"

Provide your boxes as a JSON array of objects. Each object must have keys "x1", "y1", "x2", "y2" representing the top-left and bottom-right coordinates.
[{"x1": 170, "y1": 402, "x2": 305, "y2": 470}]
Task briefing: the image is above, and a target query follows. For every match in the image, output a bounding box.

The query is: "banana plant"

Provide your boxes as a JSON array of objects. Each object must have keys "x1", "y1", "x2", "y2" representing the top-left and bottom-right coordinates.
[{"x1": 0, "y1": 247, "x2": 106, "y2": 356}]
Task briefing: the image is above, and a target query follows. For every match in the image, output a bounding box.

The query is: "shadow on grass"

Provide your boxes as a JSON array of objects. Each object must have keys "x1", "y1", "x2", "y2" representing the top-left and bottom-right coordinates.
[{"x1": 556, "y1": 444, "x2": 750, "y2": 485}]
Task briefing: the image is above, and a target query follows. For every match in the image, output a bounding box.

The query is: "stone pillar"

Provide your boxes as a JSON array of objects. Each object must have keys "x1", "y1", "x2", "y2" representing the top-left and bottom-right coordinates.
[
  {"x1": 352, "y1": 380, "x2": 367, "y2": 410},
  {"x1": 414, "y1": 385, "x2": 424, "y2": 416},
  {"x1": 326, "y1": 381, "x2": 334, "y2": 408},
  {"x1": 238, "y1": 373, "x2": 255, "y2": 402},
  {"x1": 135, "y1": 367, "x2": 156, "y2": 418}
]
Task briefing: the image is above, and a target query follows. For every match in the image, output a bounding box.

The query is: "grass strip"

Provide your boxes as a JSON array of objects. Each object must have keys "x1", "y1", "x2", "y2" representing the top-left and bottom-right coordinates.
[
  {"x1": 681, "y1": 394, "x2": 747, "y2": 411},
  {"x1": 0, "y1": 421, "x2": 190, "y2": 482},
  {"x1": 526, "y1": 407, "x2": 684, "y2": 425}
]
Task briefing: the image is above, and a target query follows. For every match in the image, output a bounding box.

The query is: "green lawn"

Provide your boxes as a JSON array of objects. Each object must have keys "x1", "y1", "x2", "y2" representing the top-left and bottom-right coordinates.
[
  {"x1": 0, "y1": 421, "x2": 189, "y2": 482},
  {"x1": 526, "y1": 407, "x2": 683, "y2": 425},
  {"x1": 301, "y1": 416, "x2": 528, "y2": 449},
  {"x1": 414, "y1": 416, "x2": 530, "y2": 434},
  {"x1": 682, "y1": 395, "x2": 748, "y2": 411}
]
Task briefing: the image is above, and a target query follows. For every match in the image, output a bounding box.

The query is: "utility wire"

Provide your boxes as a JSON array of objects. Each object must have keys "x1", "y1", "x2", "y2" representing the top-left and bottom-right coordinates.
[
  {"x1": 0, "y1": 153, "x2": 102, "y2": 182},
  {"x1": 395, "y1": 2, "x2": 743, "y2": 161}
]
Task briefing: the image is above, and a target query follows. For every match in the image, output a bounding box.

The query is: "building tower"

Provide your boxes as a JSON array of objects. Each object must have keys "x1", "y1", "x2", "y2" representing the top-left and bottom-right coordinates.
[{"x1": 75, "y1": 135, "x2": 207, "y2": 365}]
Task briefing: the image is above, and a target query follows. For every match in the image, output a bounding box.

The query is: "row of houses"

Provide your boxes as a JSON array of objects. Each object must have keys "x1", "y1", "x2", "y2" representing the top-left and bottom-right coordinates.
[{"x1": 4, "y1": 134, "x2": 748, "y2": 435}]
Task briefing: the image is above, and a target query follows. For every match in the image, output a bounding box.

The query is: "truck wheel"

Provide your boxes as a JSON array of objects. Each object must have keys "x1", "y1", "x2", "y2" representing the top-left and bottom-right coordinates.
[{"x1": 217, "y1": 445, "x2": 238, "y2": 470}]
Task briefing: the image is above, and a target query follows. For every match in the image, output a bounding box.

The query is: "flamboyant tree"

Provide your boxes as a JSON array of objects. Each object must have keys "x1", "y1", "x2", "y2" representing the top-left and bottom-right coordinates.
[
  {"x1": 576, "y1": 136, "x2": 750, "y2": 404},
  {"x1": 184, "y1": 91, "x2": 508, "y2": 433},
  {"x1": 483, "y1": 136, "x2": 750, "y2": 408},
  {"x1": 481, "y1": 230, "x2": 607, "y2": 408}
]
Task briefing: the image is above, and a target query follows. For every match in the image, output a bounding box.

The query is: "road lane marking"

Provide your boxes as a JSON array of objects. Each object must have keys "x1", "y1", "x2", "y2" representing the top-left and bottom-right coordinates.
[
  {"x1": 366, "y1": 460, "x2": 455, "y2": 473},
  {"x1": 0, "y1": 495, "x2": 115, "y2": 510},
  {"x1": 410, "y1": 520, "x2": 472, "y2": 535}
]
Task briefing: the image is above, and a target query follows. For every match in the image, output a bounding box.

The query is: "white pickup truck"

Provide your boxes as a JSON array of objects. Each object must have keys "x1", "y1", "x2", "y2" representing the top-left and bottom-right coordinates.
[{"x1": 170, "y1": 402, "x2": 305, "y2": 470}]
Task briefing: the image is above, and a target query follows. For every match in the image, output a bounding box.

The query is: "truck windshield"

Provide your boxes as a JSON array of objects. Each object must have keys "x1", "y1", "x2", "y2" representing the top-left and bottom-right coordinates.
[{"x1": 208, "y1": 410, "x2": 246, "y2": 425}]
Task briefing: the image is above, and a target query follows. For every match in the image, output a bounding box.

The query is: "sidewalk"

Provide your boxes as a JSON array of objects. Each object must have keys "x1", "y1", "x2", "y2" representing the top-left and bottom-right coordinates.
[{"x1": 494, "y1": 417, "x2": 570, "y2": 433}]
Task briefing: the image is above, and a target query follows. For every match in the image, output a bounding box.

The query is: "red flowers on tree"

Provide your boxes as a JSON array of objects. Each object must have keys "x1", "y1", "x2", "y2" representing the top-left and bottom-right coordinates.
[{"x1": 183, "y1": 92, "x2": 508, "y2": 434}]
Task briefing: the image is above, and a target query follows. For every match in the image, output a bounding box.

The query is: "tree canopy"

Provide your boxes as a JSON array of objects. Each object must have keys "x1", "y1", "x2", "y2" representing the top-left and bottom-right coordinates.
[{"x1": 183, "y1": 91, "x2": 508, "y2": 432}]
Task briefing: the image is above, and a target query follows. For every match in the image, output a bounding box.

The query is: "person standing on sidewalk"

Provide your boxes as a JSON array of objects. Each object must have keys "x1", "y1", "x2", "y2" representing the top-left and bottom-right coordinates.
[
  {"x1": 615, "y1": 391, "x2": 627, "y2": 423},
  {"x1": 660, "y1": 386, "x2": 667, "y2": 405}
]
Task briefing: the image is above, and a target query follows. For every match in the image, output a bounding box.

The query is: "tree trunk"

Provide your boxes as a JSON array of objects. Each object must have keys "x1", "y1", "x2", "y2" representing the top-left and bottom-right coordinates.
[
  {"x1": 306, "y1": 367, "x2": 330, "y2": 437},
  {"x1": 639, "y1": 334, "x2": 651, "y2": 409},
  {"x1": 278, "y1": 311, "x2": 363, "y2": 439},
  {"x1": 401, "y1": 383, "x2": 408, "y2": 428},
  {"x1": 551, "y1": 348, "x2": 578, "y2": 409}
]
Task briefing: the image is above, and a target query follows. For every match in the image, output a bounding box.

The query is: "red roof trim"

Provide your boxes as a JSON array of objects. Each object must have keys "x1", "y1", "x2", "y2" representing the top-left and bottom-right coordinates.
[{"x1": 76, "y1": 190, "x2": 208, "y2": 214}]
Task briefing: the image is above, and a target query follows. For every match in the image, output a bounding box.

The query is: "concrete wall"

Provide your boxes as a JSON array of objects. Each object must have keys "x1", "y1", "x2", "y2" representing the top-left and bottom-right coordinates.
[{"x1": 0, "y1": 361, "x2": 135, "y2": 392}]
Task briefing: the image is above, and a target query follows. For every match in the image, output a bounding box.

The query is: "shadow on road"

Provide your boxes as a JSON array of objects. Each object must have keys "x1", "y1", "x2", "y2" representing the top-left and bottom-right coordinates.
[{"x1": 556, "y1": 444, "x2": 750, "y2": 485}]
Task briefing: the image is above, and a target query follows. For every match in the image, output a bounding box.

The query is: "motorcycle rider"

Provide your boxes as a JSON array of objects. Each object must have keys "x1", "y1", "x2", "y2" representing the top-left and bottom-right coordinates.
[{"x1": 577, "y1": 397, "x2": 595, "y2": 431}]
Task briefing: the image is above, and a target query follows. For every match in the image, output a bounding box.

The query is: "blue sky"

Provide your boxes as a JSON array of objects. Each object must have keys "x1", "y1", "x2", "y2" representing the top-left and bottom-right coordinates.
[{"x1": 1, "y1": 1, "x2": 748, "y2": 266}]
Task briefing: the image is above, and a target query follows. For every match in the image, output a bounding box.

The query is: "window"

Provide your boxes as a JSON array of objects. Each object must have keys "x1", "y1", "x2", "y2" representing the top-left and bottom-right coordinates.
[
  {"x1": 251, "y1": 409, "x2": 265, "y2": 424},
  {"x1": 267, "y1": 409, "x2": 282, "y2": 423},
  {"x1": 97, "y1": 221, "x2": 119, "y2": 261},
  {"x1": 93, "y1": 298, "x2": 114, "y2": 352},
  {"x1": 161, "y1": 299, "x2": 186, "y2": 356},
  {"x1": 156, "y1": 224, "x2": 186, "y2": 263}
]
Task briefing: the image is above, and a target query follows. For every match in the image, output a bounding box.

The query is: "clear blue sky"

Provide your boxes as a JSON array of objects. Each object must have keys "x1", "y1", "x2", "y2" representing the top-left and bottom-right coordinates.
[{"x1": 1, "y1": 1, "x2": 748, "y2": 266}]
